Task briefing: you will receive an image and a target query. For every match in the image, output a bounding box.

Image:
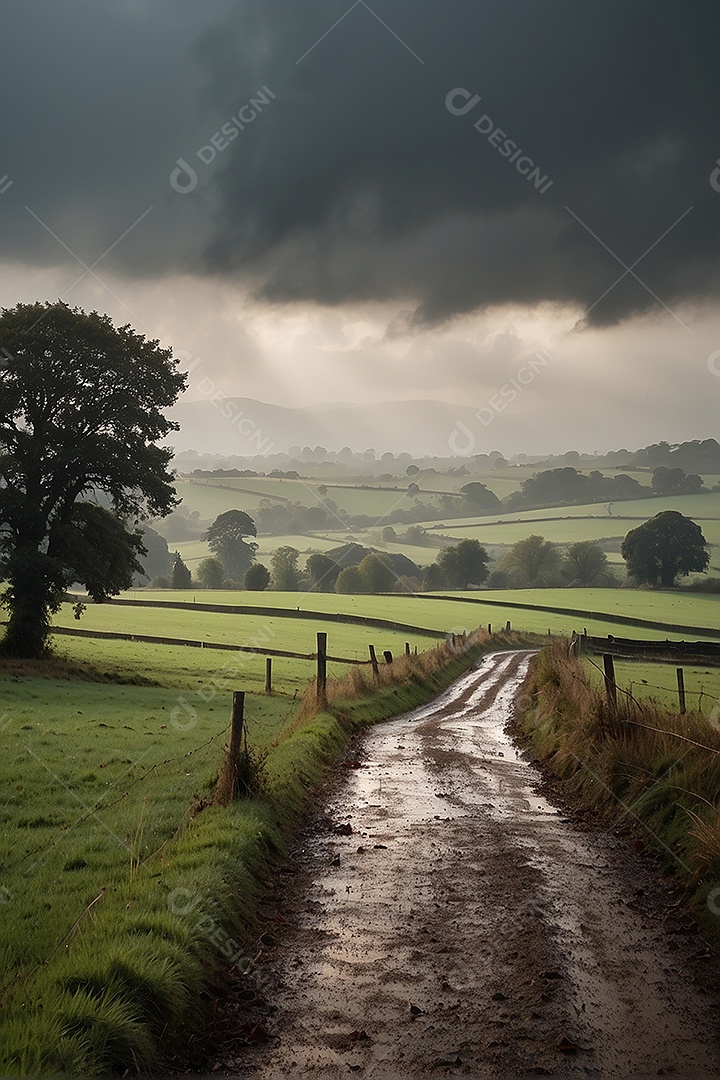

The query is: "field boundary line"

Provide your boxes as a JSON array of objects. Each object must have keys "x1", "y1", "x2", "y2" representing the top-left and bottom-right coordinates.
[
  {"x1": 50, "y1": 624, "x2": 386, "y2": 662},
  {"x1": 76, "y1": 596, "x2": 445, "y2": 638},
  {"x1": 413, "y1": 593, "x2": 720, "y2": 640}
]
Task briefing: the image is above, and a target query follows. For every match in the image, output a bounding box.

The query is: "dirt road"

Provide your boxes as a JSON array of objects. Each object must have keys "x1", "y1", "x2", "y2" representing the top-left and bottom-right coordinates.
[{"x1": 203, "y1": 650, "x2": 720, "y2": 1079}]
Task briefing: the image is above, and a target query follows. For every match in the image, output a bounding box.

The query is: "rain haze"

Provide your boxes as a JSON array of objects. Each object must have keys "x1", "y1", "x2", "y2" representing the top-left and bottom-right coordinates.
[{"x1": 1, "y1": 0, "x2": 718, "y2": 455}]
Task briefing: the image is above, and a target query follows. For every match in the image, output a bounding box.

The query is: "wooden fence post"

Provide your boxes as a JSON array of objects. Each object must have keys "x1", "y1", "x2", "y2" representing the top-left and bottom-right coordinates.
[
  {"x1": 230, "y1": 690, "x2": 245, "y2": 762},
  {"x1": 677, "y1": 667, "x2": 686, "y2": 715},
  {"x1": 214, "y1": 691, "x2": 245, "y2": 805},
  {"x1": 316, "y1": 632, "x2": 327, "y2": 709},
  {"x1": 383, "y1": 650, "x2": 393, "y2": 664},
  {"x1": 603, "y1": 654, "x2": 618, "y2": 713},
  {"x1": 265, "y1": 657, "x2": 273, "y2": 695},
  {"x1": 405, "y1": 642, "x2": 411, "y2": 656},
  {"x1": 505, "y1": 621, "x2": 511, "y2": 632},
  {"x1": 488, "y1": 623, "x2": 492, "y2": 635},
  {"x1": 369, "y1": 644, "x2": 380, "y2": 681}
]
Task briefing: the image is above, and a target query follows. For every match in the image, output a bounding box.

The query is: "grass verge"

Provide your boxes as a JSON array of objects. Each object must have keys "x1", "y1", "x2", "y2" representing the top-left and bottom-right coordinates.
[{"x1": 515, "y1": 642, "x2": 720, "y2": 942}]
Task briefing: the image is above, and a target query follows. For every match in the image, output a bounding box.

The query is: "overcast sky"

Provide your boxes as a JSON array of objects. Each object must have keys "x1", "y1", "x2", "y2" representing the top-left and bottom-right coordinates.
[{"x1": 1, "y1": 1, "x2": 718, "y2": 455}]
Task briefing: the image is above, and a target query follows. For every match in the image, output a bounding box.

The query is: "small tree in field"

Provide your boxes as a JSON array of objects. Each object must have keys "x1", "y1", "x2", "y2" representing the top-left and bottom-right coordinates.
[
  {"x1": 356, "y1": 553, "x2": 395, "y2": 592},
  {"x1": 196, "y1": 556, "x2": 225, "y2": 589},
  {"x1": 203, "y1": 510, "x2": 257, "y2": 581},
  {"x1": 335, "y1": 565, "x2": 368, "y2": 594},
  {"x1": 561, "y1": 541, "x2": 615, "y2": 587},
  {"x1": 0, "y1": 301, "x2": 185, "y2": 657},
  {"x1": 621, "y1": 511, "x2": 709, "y2": 587},
  {"x1": 500, "y1": 535, "x2": 562, "y2": 588},
  {"x1": 435, "y1": 539, "x2": 490, "y2": 589},
  {"x1": 170, "y1": 553, "x2": 192, "y2": 589},
  {"x1": 244, "y1": 563, "x2": 270, "y2": 591},
  {"x1": 271, "y1": 546, "x2": 300, "y2": 590}
]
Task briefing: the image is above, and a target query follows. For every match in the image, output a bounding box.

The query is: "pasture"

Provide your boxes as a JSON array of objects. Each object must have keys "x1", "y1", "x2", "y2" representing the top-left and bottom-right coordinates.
[
  {"x1": 83, "y1": 585, "x2": 720, "y2": 644},
  {"x1": 0, "y1": 668, "x2": 290, "y2": 1001},
  {"x1": 423, "y1": 492, "x2": 720, "y2": 566}
]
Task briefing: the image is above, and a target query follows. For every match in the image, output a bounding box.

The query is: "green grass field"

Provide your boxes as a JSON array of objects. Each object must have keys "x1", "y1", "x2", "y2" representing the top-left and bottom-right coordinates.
[
  {"x1": 0, "y1": 668, "x2": 290, "y2": 999},
  {"x1": 178, "y1": 467, "x2": 704, "y2": 526},
  {"x1": 424, "y1": 492, "x2": 720, "y2": 560},
  {"x1": 108, "y1": 585, "x2": 720, "y2": 641}
]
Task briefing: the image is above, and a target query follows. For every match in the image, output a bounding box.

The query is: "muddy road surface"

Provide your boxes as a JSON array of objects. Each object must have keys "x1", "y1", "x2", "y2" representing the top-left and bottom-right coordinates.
[{"x1": 202, "y1": 649, "x2": 720, "y2": 1079}]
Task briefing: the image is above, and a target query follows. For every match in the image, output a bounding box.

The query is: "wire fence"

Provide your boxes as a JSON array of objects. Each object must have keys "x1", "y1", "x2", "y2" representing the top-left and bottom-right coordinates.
[
  {"x1": 5, "y1": 725, "x2": 231, "y2": 876},
  {"x1": 582, "y1": 654, "x2": 720, "y2": 756}
]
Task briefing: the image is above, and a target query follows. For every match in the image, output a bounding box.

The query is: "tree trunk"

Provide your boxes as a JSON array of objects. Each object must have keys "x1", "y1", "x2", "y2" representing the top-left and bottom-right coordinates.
[
  {"x1": 1, "y1": 547, "x2": 57, "y2": 658},
  {"x1": 660, "y1": 565, "x2": 676, "y2": 588}
]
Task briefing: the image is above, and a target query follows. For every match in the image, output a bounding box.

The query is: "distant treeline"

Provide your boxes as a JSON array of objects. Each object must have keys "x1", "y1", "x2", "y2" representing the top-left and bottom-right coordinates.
[{"x1": 176, "y1": 437, "x2": 720, "y2": 476}]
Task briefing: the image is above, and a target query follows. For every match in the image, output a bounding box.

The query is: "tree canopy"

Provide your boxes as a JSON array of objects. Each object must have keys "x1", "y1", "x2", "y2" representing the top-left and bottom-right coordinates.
[
  {"x1": 271, "y1": 545, "x2": 300, "y2": 590},
  {"x1": 460, "y1": 482, "x2": 501, "y2": 513},
  {"x1": 621, "y1": 511, "x2": 709, "y2": 587},
  {"x1": 435, "y1": 539, "x2": 490, "y2": 589},
  {"x1": 170, "y1": 552, "x2": 192, "y2": 589},
  {"x1": 499, "y1": 535, "x2": 562, "y2": 588},
  {"x1": 0, "y1": 301, "x2": 185, "y2": 656},
  {"x1": 203, "y1": 509, "x2": 257, "y2": 581},
  {"x1": 196, "y1": 556, "x2": 225, "y2": 589},
  {"x1": 561, "y1": 541, "x2": 615, "y2": 587},
  {"x1": 244, "y1": 563, "x2": 271, "y2": 591},
  {"x1": 306, "y1": 553, "x2": 341, "y2": 592}
]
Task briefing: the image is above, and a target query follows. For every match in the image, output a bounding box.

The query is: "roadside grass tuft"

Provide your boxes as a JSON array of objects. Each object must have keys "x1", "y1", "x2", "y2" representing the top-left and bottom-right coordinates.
[{"x1": 518, "y1": 642, "x2": 720, "y2": 939}]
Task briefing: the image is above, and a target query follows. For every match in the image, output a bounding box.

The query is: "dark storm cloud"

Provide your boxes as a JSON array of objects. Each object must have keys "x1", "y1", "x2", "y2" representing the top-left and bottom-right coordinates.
[{"x1": 1, "y1": 1, "x2": 718, "y2": 325}]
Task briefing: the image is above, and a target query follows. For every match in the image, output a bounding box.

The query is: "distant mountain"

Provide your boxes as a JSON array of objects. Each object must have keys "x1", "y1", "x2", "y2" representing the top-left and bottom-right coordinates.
[{"x1": 168, "y1": 397, "x2": 534, "y2": 457}]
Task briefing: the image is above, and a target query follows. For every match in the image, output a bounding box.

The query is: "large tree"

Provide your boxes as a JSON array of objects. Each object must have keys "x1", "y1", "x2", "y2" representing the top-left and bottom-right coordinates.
[
  {"x1": 621, "y1": 511, "x2": 709, "y2": 587},
  {"x1": 0, "y1": 301, "x2": 185, "y2": 657},
  {"x1": 356, "y1": 552, "x2": 395, "y2": 592},
  {"x1": 202, "y1": 509, "x2": 257, "y2": 581}
]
